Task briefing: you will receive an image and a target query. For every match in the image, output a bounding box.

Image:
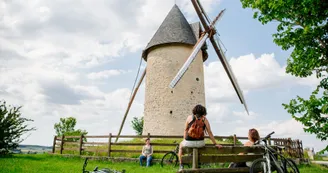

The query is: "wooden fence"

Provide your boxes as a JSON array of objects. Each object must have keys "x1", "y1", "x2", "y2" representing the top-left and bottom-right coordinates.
[
  {"x1": 273, "y1": 138, "x2": 304, "y2": 159},
  {"x1": 52, "y1": 133, "x2": 304, "y2": 159}
]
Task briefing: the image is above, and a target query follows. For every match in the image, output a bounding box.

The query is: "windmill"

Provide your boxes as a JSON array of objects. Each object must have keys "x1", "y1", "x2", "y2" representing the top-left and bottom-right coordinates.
[
  {"x1": 169, "y1": 0, "x2": 249, "y2": 114},
  {"x1": 115, "y1": 0, "x2": 249, "y2": 142}
]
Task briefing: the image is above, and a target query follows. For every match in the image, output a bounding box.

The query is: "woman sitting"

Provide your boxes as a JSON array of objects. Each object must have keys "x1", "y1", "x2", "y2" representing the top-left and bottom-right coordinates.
[
  {"x1": 178, "y1": 104, "x2": 222, "y2": 170},
  {"x1": 139, "y1": 138, "x2": 153, "y2": 167},
  {"x1": 229, "y1": 128, "x2": 260, "y2": 168}
]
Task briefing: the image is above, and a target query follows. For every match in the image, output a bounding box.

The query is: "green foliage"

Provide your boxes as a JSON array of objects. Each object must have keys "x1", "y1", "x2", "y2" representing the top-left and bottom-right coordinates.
[
  {"x1": 314, "y1": 153, "x2": 324, "y2": 161},
  {"x1": 240, "y1": 0, "x2": 328, "y2": 153},
  {"x1": 0, "y1": 101, "x2": 35, "y2": 154},
  {"x1": 223, "y1": 136, "x2": 242, "y2": 145},
  {"x1": 282, "y1": 89, "x2": 328, "y2": 153},
  {"x1": 54, "y1": 117, "x2": 88, "y2": 142},
  {"x1": 131, "y1": 116, "x2": 143, "y2": 135}
]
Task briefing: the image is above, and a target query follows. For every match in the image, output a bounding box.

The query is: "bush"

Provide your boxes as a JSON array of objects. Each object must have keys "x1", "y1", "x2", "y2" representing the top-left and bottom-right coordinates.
[
  {"x1": 131, "y1": 116, "x2": 143, "y2": 135},
  {"x1": 54, "y1": 117, "x2": 88, "y2": 142},
  {"x1": 0, "y1": 101, "x2": 35, "y2": 155}
]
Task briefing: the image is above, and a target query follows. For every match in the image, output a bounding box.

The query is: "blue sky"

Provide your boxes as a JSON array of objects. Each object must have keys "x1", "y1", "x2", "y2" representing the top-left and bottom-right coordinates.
[{"x1": 0, "y1": 0, "x2": 326, "y2": 152}]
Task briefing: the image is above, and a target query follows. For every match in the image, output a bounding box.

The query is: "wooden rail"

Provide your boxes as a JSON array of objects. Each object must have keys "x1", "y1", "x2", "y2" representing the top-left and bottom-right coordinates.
[{"x1": 52, "y1": 133, "x2": 304, "y2": 159}]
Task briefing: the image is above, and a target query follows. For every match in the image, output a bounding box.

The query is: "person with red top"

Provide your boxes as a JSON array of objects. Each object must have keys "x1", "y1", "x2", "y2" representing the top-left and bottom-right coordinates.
[{"x1": 178, "y1": 104, "x2": 223, "y2": 170}]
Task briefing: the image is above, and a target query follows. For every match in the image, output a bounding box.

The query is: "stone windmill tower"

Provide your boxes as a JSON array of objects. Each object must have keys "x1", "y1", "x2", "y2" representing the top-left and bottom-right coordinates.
[
  {"x1": 141, "y1": 5, "x2": 208, "y2": 135},
  {"x1": 116, "y1": 2, "x2": 248, "y2": 141}
]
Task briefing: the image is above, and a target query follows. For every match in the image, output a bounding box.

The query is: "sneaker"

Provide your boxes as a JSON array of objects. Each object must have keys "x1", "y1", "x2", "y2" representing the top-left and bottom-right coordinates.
[{"x1": 179, "y1": 164, "x2": 184, "y2": 171}]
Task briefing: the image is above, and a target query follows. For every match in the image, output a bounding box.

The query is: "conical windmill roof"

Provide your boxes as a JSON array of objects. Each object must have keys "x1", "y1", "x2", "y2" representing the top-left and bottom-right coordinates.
[{"x1": 142, "y1": 5, "x2": 207, "y2": 61}]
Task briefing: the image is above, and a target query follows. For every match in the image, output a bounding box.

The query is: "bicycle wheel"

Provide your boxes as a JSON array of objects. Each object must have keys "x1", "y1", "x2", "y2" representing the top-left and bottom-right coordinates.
[
  {"x1": 283, "y1": 158, "x2": 300, "y2": 173},
  {"x1": 250, "y1": 158, "x2": 282, "y2": 173},
  {"x1": 161, "y1": 151, "x2": 178, "y2": 168}
]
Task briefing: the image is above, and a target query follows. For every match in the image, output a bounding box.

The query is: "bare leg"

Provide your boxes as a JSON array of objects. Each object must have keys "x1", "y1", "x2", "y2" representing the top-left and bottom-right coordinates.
[{"x1": 178, "y1": 142, "x2": 183, "y2": 165}]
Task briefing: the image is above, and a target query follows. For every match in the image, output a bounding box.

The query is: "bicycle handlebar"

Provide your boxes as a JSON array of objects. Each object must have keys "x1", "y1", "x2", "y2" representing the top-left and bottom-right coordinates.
[
  {"x1": 264, "y1": 131, "x2": 275, "y2": 140},
  {"x1": 254, "y1": 131, "x2": 275, "y2": 144}
]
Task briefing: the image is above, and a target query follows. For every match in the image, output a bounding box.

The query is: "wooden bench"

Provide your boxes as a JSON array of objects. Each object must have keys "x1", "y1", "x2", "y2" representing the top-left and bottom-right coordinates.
[{"x1": 177, "y1": 146, "x2": 265, "y2": 173}]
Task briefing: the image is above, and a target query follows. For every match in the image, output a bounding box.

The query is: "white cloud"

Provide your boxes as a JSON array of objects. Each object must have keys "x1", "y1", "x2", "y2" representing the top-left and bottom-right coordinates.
[
  {"x1": 232, "y1": 110, "x2": 258, "y2": 120},
  {"x1": 0, "y1": 0, "x2": 325, "y2": 152},
  {"x1": 204, "y1": 53, "x2": 320, "y2": 103},
  {"x1": 230, "y1": 118, "x2": 326, "y2": 151},
  {"x1": 87, "y1": 70, "x2": 129, "y2": 80}
]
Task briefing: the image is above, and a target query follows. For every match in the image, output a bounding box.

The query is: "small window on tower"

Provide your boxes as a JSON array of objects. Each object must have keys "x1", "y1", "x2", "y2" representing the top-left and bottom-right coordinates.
[
  {"x1": 170, "y1": 110, "x2": 173, "y2": 114},
  {"x1": 196, "y1": 78, "x2": 199, "y2": 81}
]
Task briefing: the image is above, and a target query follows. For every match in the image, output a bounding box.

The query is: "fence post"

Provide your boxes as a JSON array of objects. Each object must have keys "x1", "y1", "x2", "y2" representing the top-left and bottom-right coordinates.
[
  {"x1": 268, "y1": 138, "x2": 271, "y2": 146},
  {"x1": 79, "y1": 134, "x2": 83, "y2": 155},
  {"x1": 108, "y1": 133, "x2": 112, "y2": 157},
  {"x1": 296, "y1": 140, "x2": 303, "y2": 159},
  {"x1": 192, "y1": 148, "x2": 199, "y2": 169},
  {"x1": 233, "y1": 134, "x2": 237, "y2": 146},
  {"x1": 299, "y1": 140, "x2": 304, "y2": 159},
  {"x1": 52, "y1": 136, "x2": 57, "y2": 153},
  {"x1": 287, "y1": 138, "x2": 292, "y2": 157},
  {"x1": 60, "y1": 135, "x2": 64, "y2": 154},
  {"x1": 147, "y1": 133, "x2": 150, "y2": 139}
]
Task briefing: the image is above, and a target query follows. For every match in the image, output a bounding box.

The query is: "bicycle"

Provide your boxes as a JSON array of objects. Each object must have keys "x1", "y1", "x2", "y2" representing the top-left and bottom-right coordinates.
[
  {"x1": 250, "y1": 131, "x2": 300, "y2": 173},
  {"x1": 82, "y1": 158, "x2": 126, "y2": 173},
  {"x1": 160, "y1": 141, "x2": 180, "y2": 168}
]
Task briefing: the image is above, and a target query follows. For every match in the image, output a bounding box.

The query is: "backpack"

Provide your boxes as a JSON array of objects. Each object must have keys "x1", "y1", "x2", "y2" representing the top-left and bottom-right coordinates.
[{"x1": 187, "y1": 115, "x2": 205, "y2": 139}]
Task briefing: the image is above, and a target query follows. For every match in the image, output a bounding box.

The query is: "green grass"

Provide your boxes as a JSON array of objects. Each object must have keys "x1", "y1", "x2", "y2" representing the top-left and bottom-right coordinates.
[
  {"x1": 1, "y1": 154, "x2": 328, "y2": 173},
  {"x1": 0, "y1": 154, "x2": 176, "y2": 173},
  {"x1": 298, "y1": 163, "x2": 328, "y2": 173}
]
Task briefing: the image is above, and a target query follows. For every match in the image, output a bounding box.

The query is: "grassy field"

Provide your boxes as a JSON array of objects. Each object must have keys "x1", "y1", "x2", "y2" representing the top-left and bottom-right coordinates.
[
  {"x1": 1, "y1": 154, "x2": 328, "y2": 173},
  {"x1": 0, "y1": 154, "x2": 175, "y2": 173}
]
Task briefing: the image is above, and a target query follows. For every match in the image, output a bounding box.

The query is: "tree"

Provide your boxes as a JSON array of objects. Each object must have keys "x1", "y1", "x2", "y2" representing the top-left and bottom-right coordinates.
[
  {"x1": 131, "y1": 116, "x2": 143, "y2": 135},
  {"x1": 54, "y1": 117, "x2": 88, "y2": 142},
  {"x1": 240, "y1": 0, "x2": 328, "y2": 153},
  {"x1": 0, "y1": 101, "x2": 35, "y2": 154}
]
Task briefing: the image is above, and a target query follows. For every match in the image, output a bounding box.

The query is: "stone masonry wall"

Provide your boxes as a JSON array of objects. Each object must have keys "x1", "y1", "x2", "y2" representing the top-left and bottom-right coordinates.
[{"x1": 143, "y1": 44, "x2": 206, "y2": 135}]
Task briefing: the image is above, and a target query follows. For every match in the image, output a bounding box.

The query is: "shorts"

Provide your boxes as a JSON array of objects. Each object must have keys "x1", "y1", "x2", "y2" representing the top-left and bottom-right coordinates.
[{"x1": 181, "y1": 139, "x2": 205, "y2": 148}]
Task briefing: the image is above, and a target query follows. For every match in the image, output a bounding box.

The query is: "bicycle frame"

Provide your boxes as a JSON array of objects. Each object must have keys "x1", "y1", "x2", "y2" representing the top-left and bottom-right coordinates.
[
  {"x1": 263, "y1": 142, "x2": 284, "y2": 173},
  {"x1": 174, "y1": 143, "x2": 179, "y2": 154},
  {"x1": 255, "y1": 132, "x2": 298, "y2": 173}
]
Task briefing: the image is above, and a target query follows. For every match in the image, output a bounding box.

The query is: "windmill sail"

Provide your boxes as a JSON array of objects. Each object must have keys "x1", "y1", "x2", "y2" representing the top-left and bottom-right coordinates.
[
  {"x1": 196, "y1": 0, "x2": 211, "y2": 25},
  {"x1": 169, "y1": 33, "x2": 209, "y2": 88},
  {"x1": 210, "y1": 33, "x2": 249, "y2": 114},
  {"x1": 192, "y1": 0, "x2": 249, "y2": 114}
]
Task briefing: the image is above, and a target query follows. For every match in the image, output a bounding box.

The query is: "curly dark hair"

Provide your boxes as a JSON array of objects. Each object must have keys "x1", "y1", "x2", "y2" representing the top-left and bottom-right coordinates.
[{"x1": 192, "y1": 104, "x2": 207, "y2": 117}]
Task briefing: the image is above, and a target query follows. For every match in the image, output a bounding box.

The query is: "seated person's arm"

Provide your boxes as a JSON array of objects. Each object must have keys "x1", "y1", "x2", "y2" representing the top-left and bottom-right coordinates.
[
  {"x1": 141, "y1": 146, "x2": 146, "y2": 156},
  {"x1": 149, "y1": 146, "x2": 153, "y2": 156},
  {"x1": 183, "y1": 116, "x2": 190, "y2": 139},
  {"x1": 204, "y1": 118, "x2": 220, "y2": 146},
  {"x1": 239, "y1": 141, "x2": 253, "y2": 155}
]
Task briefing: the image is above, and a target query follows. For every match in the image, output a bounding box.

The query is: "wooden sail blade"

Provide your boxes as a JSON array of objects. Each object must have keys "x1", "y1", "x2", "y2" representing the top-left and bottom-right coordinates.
[
  {"x1": 169, "y1": 32, "x2": 209, "y2": 89},
  {"x1": 195, "y1": 0, "x2": 211, "y2": 26},
  {"x1": 191, "y1": 0, "x2": 249, "y2": 114},
  {"x1": 191, "y1": 0, "x2": 210, "y2": 31},
  {"x1": 210, "y1": 35, "x2": 249, "y2": 115},
  {"x1": 209, "y1": 9, "x2": 226, "y2": 28},
  {"x1": 115, "y1": 68, "x2": 146, "y2": 142}
]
